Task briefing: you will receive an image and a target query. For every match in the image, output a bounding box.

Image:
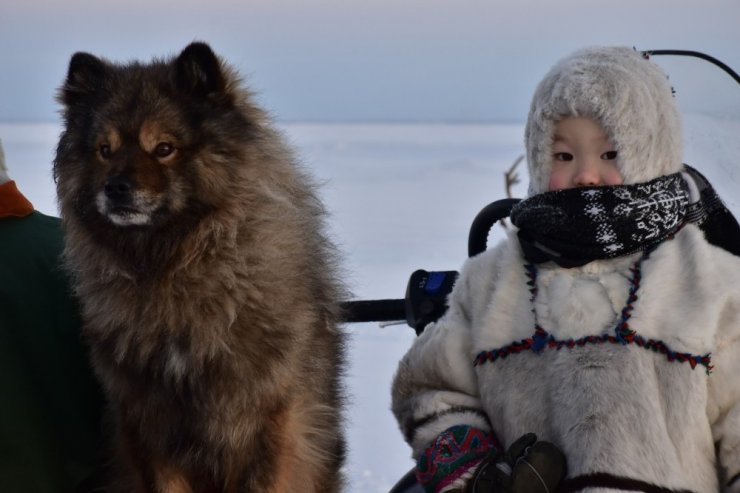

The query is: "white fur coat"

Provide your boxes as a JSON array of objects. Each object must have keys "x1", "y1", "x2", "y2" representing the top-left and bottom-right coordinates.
[{"x1": 392, "y1": 225, "x2": 740, "y2": 492}]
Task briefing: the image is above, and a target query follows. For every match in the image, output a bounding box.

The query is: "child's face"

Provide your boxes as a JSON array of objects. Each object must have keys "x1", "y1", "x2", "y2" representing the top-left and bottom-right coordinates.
[{"x1": 548, "y1": 117, "x2": 624, "y2": 191}]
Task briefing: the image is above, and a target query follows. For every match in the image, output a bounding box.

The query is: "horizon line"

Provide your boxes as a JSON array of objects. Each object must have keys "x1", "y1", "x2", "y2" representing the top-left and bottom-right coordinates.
[{"x1": 0, "y1": 117, "x2": 528, "y2": 126}]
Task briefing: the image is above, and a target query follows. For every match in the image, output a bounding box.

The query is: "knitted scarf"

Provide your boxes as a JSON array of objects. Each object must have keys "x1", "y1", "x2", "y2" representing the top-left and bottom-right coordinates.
[{"x1": 510, "y1": 172, "x2": 691, "y2": 267}]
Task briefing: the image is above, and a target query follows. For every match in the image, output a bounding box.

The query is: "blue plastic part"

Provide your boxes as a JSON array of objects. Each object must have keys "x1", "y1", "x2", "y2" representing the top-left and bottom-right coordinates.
[{"x1": 424, "y1": 271, "x2": 448, "y2": 295}]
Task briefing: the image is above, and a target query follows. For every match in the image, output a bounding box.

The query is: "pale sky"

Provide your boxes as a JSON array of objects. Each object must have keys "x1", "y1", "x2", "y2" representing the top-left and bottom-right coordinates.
[{"x1": 1, "y1": 0, "x2": 739, "y2": 122}]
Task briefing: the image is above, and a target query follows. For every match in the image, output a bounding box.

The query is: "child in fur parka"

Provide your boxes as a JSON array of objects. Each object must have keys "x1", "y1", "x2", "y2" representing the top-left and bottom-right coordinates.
[{"x1": 392, "y1": 46, "x2": 740, "y2": 493}]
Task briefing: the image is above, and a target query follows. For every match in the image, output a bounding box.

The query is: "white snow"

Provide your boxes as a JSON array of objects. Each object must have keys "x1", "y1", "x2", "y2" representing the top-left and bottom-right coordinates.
[{"x1": 1, "y1": 113, "x2": 738, "y2": 492}]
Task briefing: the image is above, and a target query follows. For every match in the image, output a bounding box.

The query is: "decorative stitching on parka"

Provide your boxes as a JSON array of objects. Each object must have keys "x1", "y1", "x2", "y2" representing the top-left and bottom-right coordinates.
[{"x1": 473, "y1": 251, "x2": 713, "y2": 374}]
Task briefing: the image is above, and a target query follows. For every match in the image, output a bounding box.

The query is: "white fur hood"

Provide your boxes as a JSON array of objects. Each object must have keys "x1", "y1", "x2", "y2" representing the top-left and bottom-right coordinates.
[{"x1": 524, "y1": 47, "x2": 683, "y2": 195}]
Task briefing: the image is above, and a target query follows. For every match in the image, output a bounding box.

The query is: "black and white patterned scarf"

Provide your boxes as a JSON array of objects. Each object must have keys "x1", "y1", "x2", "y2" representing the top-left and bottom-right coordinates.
[{"x1": 510, "y1": 172, "x2": 691, "y2": 267}]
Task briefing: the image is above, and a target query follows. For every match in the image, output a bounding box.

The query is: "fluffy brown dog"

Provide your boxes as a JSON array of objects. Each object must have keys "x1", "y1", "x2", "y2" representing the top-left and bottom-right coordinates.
[{"x1": 53, "y1": 42, "x2": 346, "y2": 493}]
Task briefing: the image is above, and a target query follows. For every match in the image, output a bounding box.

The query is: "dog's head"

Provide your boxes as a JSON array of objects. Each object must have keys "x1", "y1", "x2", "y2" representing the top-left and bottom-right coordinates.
[{"x1": 54, "y1": 42, "x2": 261, "y2": 230}]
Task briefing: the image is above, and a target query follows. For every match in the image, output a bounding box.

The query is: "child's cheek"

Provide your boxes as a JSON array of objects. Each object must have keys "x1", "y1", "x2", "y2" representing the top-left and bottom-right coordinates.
[
  {"x1": 605, "y1": 167, "x2": 624, "y2": 186},
  {"x1": 548, "y1": 169, "x2": 568, "y2": 191}
]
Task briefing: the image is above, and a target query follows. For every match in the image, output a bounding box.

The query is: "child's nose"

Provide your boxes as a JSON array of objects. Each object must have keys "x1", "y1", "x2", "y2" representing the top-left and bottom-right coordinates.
[{"x1": 574, "y1": 158, "x2": 602, "y2": 187}]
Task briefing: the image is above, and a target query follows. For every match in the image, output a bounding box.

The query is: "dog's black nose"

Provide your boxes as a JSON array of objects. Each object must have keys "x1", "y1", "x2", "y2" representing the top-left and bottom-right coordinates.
[{"x1": 104, "y1": 176, "x2": 133, "y2": 202}]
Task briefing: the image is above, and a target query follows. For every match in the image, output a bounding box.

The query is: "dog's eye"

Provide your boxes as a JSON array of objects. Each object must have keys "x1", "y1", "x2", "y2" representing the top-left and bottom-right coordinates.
[
  {"x1": 154, "y1": 142, "x2": 175, "y2": 158},
  {"x1": 99, "y1": 144, "x2": 113, "y2": 159}
]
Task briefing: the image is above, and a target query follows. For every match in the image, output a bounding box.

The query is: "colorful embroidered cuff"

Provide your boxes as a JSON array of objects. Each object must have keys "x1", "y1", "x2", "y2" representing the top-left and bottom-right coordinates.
[{"x1": 416, "y1": 425, "x2": 501, "y2": 493}]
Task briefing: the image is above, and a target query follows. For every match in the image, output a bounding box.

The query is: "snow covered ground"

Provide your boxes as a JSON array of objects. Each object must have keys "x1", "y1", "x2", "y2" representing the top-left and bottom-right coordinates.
[{"x1": 1, "y1": 114, "x2": 738, "y2": 492}]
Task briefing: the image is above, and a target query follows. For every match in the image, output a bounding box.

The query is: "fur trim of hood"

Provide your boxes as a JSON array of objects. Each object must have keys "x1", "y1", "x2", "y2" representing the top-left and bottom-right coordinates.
[{"x1": 524, "y1": 46, "x2": 683, "y2": 196}]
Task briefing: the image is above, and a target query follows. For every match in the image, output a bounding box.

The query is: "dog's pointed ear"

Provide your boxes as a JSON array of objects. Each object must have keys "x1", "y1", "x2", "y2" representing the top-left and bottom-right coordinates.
[
  {"x1": 59, "y1": 52, "x2": 107, "y2": 105},
  {"x1": 175, "y1": 42, "x2": 226, "y2": 98}
]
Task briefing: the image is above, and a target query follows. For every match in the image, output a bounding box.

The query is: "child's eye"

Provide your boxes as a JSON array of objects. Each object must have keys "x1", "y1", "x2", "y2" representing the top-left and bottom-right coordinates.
[
  {"x1": 553, "y1": 152, "x2": 573, "y2": 162},
  {"x1": 601, "y1": 150, "x2": 618, "y2": 160}
]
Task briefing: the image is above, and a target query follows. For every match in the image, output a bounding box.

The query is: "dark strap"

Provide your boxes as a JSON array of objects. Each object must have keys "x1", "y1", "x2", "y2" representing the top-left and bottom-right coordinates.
[
  {"x1": 683, "y1": 164, "x2": 740, "y2": 257},
  {"x1": 558, "y1": 473, "x2": 695, "y2": 493},
  {"x1": 727, "y1": 471, "x2": 740, "y2": 488}
]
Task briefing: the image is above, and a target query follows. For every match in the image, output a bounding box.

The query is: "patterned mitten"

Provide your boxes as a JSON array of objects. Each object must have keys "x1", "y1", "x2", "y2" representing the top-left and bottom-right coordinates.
[{"x1": 416, "y1": 425, "x2": 501, "y2": 493}]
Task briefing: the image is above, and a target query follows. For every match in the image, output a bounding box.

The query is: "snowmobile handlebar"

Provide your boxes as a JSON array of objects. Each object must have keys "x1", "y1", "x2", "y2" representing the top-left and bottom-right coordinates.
[
  {"x1": 341, "y1": 270, "x2": 459, "y2": 335},
  {"x1": 341, "y1": 199, "x2": 518, "y2": 333},
  {"x1": 341, "y1": 299, "x2": 406, "y2": 323}
]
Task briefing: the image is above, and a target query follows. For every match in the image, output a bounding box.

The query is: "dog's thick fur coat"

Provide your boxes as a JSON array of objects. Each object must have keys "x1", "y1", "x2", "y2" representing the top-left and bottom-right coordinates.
[{"x1": 54, "y1": 42, "x2": 346, "y2": 492}]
